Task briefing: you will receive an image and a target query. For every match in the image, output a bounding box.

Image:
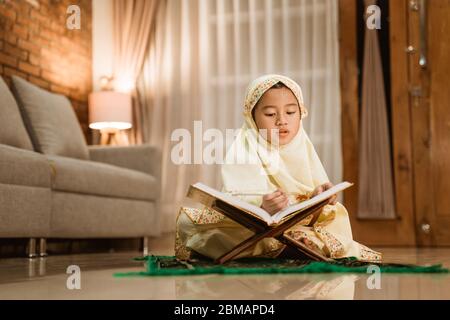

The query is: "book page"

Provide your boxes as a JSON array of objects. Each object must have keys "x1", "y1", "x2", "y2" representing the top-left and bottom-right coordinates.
[
  {"x1": 190, "y1": 181, "x2": 353, "y2": 226},
  {"x1": 272, "y1": 182, "x2": 353, "y2": 224},
  {"x1": 191, "y1": 183, "x2": 274, "y2": 224}
]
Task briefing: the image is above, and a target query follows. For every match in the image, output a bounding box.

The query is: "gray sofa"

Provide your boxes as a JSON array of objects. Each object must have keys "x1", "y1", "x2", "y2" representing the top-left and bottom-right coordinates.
[{"x1": 0, "y1": 75, "x2": 161, "y2": 257}]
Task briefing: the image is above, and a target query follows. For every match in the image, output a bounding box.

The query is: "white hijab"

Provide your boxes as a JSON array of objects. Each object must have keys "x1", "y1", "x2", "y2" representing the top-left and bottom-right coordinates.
[{"x1": 221, "y1": 74, "x2": 329, "y2": 205}]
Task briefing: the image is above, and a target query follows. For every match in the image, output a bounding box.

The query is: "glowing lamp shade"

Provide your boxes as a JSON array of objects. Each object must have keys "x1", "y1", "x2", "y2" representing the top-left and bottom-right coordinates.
[{"x1": 88, "y1": 92, "x2": 132, "y2": 130}]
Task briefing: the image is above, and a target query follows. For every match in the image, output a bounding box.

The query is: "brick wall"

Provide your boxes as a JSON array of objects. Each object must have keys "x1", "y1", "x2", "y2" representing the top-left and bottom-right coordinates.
[{"x1": 0, "y1": 0, "x2": 92, "y2": 140}]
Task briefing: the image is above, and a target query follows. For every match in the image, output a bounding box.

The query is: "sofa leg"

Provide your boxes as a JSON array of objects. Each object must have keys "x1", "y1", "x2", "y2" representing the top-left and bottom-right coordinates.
[
  {"x1": 27, "y1": 238, "x2": 38, "y2": 258},
  {"x1": 143, "y1": 237, "x2": 149, "y2": 256},
  {"x1": 39, "y1": 238, "x2": 47, "y2": 257}
]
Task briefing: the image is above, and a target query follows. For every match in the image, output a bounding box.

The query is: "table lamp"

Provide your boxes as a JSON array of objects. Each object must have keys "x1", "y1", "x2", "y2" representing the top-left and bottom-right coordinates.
[{"x1": 88, "y1": 91, "x2": 132, "y2": 145}]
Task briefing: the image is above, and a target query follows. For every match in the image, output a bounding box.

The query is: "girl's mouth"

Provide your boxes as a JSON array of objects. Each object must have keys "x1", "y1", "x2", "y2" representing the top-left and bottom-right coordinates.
[{"x1": 279, "y1": 129, "x2": 289, "y2": 137}]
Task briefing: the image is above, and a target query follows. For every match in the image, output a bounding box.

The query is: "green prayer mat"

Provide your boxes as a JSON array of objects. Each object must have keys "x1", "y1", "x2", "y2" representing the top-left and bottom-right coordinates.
[{"x1": 114, "y1": 255, "x2": 449, "y2": 277}]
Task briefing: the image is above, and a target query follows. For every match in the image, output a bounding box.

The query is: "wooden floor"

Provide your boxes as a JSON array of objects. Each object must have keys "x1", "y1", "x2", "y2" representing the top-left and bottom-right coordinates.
[{"x1": 0, "y1": 233, "x2": 449, "y2": 300}]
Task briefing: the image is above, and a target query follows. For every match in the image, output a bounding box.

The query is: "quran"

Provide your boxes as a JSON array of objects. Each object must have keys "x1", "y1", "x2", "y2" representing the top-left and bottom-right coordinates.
[
  {"x1": 186, "y1": 181, "x2": 354, "y2": 264},
  {"x1": 187, "y1": 181, "x2": 353, "y2": 226}
]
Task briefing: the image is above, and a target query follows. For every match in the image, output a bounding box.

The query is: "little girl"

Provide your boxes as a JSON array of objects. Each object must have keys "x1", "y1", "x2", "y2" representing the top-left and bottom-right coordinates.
[{"x1": 175, "y1": 74, "x2": 381, "y2": 262}]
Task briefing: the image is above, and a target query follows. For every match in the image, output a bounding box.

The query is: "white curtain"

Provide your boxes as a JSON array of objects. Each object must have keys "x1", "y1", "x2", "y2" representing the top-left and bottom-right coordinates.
[{"x1": 137, "y1": 0, "x2": 342, "y2": 233}]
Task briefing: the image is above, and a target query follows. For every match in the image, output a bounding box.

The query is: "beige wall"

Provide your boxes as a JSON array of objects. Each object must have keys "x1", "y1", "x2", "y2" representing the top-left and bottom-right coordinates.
[{"x1": 0, "y1": 0, "x2": 93, "y2": 140}]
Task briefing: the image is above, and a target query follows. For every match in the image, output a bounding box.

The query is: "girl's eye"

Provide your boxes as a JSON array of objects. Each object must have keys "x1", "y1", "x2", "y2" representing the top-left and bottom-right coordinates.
[
  {"x1": 265, "y1": 113, "x2": 276, "y2": 117},
  {"x1": 287, "y1": 111, "x2": 296, "y2": 115}
]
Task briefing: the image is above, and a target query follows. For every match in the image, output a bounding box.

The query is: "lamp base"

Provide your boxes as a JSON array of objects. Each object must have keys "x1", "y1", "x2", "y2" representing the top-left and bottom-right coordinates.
[{"x1": 99, "y1": 129, "x2": 129, "y2": 146}]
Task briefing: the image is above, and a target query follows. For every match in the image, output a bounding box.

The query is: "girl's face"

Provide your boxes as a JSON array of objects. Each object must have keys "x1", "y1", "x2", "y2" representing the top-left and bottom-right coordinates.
[{"x1": 252, "y1": 87, "x2": 301, "y2": 145}]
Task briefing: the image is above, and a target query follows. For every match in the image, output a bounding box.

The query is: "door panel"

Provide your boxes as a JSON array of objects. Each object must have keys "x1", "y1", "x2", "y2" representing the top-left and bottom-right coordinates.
[
  {"x1": 339, "y1": 0, "x2": 416, "y2": 246},
  {"x1": 408, "y1": 0, "x2": 450, "y2": 245},
  {"x1": 339, "y1": 0, "x2": 450, "y2": 246},
  {"x1": 419, "y1": 0, "x2": 450, "y2": 244}
]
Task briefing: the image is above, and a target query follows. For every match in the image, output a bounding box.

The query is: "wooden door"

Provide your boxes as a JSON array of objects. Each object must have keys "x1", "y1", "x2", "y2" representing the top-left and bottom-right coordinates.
[
  {"x1": 339, "y1": 0, "x2": 416, "y2": 246},
  {"x1": 339, "y1": 0, "x2": 450, "y2": 246},
  {"x1": 410, "y1": 0, "x2": 450, "y2": 245}
]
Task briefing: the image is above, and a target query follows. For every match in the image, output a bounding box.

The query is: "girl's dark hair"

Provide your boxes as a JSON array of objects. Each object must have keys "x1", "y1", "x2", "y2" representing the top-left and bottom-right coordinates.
[
  {"x1": 270, "y1": 82, "x2": 288, "y2": 89},
  {"x1": 251, "y1": 81, "x2": 289, "y2": 120}
]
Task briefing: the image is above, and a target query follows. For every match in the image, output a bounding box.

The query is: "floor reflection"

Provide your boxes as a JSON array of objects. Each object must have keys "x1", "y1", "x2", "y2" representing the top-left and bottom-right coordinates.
[
  {"x1": 27, "y1": 258, "x2": 47, "y2": 278},
  {"x1": 175, "y1": 274, "x2": 359, "y2": 300},
  {"x1": 1, "y1": 236, "x2": 450, "y2": 300}
]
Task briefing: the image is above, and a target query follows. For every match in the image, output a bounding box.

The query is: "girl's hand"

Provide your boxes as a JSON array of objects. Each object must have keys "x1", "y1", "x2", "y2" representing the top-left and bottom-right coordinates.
[
  {"x1": 261, "y1": 189, "x2": 289, "y2": 215},
  {"x1": 311, "y1": 182, "x2": 337, "y2": 205}
]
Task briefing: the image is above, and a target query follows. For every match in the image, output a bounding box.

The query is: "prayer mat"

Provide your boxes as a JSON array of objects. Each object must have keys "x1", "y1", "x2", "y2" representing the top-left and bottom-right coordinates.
[{"x1": 113, "y1": 255, "x2": 449, "y2": 277}]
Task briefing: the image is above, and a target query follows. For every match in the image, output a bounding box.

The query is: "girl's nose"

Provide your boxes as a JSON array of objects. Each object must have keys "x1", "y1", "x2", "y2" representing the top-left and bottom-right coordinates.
[{"x1": 276, "y1": 114, "x2": 288, "y2": 125}]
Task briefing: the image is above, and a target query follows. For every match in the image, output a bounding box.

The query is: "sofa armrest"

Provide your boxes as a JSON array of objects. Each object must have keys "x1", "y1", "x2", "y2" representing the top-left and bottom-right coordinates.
[
  {"x1": 88, "y1": 144, "x2": 162, "y2": 182},
  {"x1": 0, "y1": 144, "x2": 51, "y2": 187}
]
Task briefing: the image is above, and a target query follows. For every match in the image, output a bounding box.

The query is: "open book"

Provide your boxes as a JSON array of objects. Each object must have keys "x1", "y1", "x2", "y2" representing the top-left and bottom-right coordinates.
[{"x1": 187, "y1": 181, "x2": 353, "y2": 227}]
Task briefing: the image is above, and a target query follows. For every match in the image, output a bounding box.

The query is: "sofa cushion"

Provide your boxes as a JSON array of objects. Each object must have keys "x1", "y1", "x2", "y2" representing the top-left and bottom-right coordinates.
[
  {"x1": 0, "y1": 144, "x2": 51, "y2": 188},
  {"x1": 51, "y1": 192, "x2": 157, "y2": 238},
  {"x1": 0, "y1": 76, "x2": 34, "y2": 150},
  {"x1": 0, "y1": 184, "x2": 51, "y2": 238},
  {"x1": 47, "y1": 155, "x2": 157, "y2": 201},
  {"x1": 10, "y1": 76, "x2": 89, "y2": 160}
]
